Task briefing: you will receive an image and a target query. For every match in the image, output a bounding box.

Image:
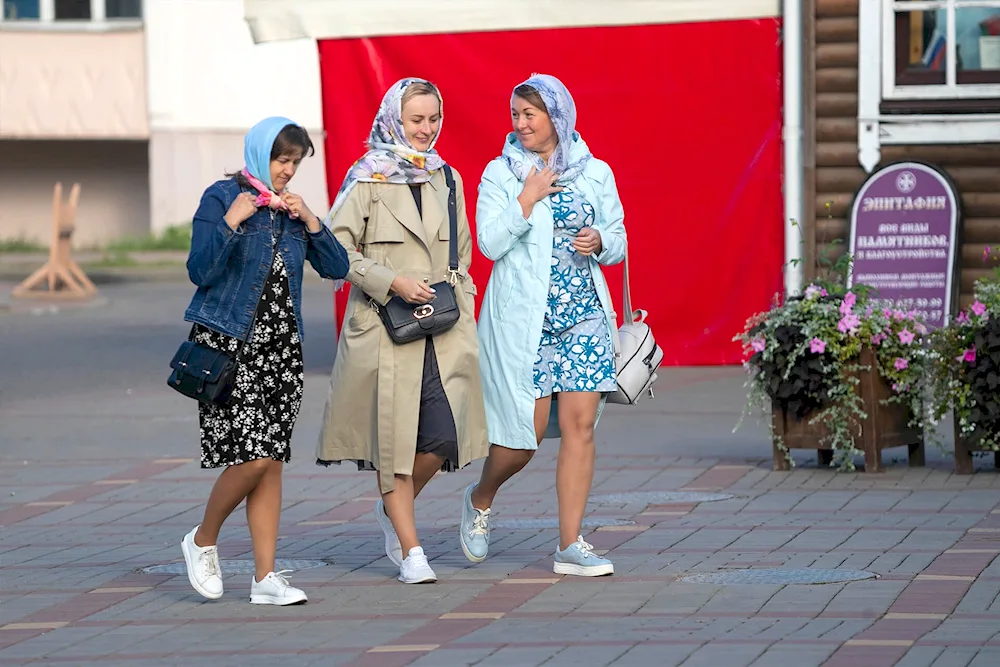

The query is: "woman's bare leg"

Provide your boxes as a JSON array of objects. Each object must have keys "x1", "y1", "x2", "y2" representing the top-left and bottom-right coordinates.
[
  {"x1": 554, "y1": 392, "x2": 600, "y2": 550},
  {"x1": 378, "y1": 473, "x2": 419, "y2": 554},
  {"x1": 195, "y1": 459, "x2": 271, "y2": 547},
  {"x1": 245, "y1": 459, "x2": 284, "y2": 581},
  {"x1": 470, "y1": 396, "x2": 550, "y2": 510}
]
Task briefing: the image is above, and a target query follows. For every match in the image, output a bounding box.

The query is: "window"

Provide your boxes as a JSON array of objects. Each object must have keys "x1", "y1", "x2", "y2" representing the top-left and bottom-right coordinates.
[
  {"x1": 3, "y1": 1, "x2": 39, "y2": 19},
  {"x1": 884, "y1": 0, "x2": 1000, "y2": 100},
  {"x1": 105, "y1": 0, "x2": 139, "y2": 18},
  {"x1": 1, "y1": 0, "x2": 141, "y2": 21},
  {"x1": 55, "y1": 0, "x2": 88, "y2": 19},
  {"x1": 859, "y1": 0, "x2": 1000, "y2": 170}
]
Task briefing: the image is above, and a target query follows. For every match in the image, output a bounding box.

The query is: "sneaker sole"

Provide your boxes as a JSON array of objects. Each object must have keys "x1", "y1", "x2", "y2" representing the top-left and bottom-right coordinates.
[
  {"x1": 553, "y1": 561, "x2": 615, "y2": 577},
  {"x1": 397, "y1": 574, "x2": 438, "y2": 584},
  {"x1": 460, "y1": 485, "x2": 488, "y2": 564},
  {"x1": 180, "y1": 537, "x2": 223, "y2": 600},
  {"x1": 374, "y1": 502, "x2": 403, "y2": 567},
  {"x1": 249, "y1": 594, "x2": 308, "y2": 606}
]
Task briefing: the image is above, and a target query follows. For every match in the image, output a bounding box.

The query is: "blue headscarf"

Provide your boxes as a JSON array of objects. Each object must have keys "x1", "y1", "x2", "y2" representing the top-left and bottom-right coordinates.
[
  {"x1": 502, "y1": 74, "x2": 591, "y2": 185},
  {"x1": 244, "y1": 116, "x2": 297, "y2": 191}
]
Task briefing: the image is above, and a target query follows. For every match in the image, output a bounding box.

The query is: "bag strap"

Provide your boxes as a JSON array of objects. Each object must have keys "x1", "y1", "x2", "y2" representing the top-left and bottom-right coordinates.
[
  {"x1": 443, "y1": 165, "x2": 459, "y2": 281},
  {"x1": 622, "y1": 246, "x2": 633, "y2": 320}
]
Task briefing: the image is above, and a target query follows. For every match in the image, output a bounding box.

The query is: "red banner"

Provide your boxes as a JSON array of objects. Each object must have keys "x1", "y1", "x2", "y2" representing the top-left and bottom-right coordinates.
[{"x1": 318, "y1": 19, "x2": 783, "y2": 365}]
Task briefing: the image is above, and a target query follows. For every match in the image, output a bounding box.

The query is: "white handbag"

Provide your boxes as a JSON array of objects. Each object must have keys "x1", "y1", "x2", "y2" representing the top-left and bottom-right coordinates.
[{"x1": 607, "y1": 250, "x2": 663, "y2": 405}]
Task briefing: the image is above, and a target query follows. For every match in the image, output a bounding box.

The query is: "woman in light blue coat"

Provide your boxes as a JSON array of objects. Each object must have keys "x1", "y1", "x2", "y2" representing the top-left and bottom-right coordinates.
[{"x1": 459, "y1": 74, "x2": 626, "y2": 577}]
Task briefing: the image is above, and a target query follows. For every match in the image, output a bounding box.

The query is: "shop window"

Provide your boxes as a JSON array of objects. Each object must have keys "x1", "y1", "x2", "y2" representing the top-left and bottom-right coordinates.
[{"x1": 885, "y1": 0, "x2": 1000, "y2": 102}]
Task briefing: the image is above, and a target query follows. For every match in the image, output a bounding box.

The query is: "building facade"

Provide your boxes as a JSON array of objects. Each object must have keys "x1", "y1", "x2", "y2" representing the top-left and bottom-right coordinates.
[
  {"x1": 0, "y1": 0, "x2": 328, "y2": 246},
  {"x1": 802, "y1": 0, "x2": 1000, "y2": 311}
]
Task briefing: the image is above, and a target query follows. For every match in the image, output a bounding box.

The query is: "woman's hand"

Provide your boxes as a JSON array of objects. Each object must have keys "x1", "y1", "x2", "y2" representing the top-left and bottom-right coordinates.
[
  {"x1": 390, "y1": 276, "x2": 437, "y2": 304},
  {"x1": 516, "y1": 166, "x2": 562, "y2": 218},
  {"x1": 223, "y1": 192, "x2": 258, "y2": 230},
  {"x1": 283, "y1": 193, "x2": 321, "y2": 232},
  {"x1": 573, "y1": 227, "x2": 603, "y2": 256}
]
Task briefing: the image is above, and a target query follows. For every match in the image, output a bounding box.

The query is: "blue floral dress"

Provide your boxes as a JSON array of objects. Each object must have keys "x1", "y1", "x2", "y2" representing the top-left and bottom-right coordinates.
[{"x1": 533, "y1": 190, "x2": 617, "y2": 398}]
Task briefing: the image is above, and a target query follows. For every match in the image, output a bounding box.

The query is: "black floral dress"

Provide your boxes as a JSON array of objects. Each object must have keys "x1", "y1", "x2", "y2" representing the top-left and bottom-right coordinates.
[{"x1": 193, "y1": 248, "x2": 304, "y2": 468}]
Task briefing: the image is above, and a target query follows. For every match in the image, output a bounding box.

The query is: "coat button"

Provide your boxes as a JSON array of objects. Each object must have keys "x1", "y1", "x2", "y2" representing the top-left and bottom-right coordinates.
[{"x1": 423, "y1": 278, "x2": 429, "y2": 283}]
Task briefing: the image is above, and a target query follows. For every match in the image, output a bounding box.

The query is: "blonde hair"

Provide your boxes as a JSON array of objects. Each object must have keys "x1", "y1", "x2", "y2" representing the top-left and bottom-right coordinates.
[{"x1": 401, "y1": 81, "x2": 441, "y2": 110}]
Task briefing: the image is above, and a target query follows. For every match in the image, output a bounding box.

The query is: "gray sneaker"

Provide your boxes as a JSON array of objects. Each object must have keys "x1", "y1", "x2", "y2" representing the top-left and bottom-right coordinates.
[
  {"x1": 459, "y1": 484, "x2": 490, "y2": 563},
  {"x1": 553, "y1": 536, "x2": 614, "y2": 577}
]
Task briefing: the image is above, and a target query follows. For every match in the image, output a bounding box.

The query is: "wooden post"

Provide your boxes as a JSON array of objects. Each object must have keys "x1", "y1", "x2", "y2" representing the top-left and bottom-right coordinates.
[{"x1": 12, "y1": 183, "x2": 97, "y2": 300}]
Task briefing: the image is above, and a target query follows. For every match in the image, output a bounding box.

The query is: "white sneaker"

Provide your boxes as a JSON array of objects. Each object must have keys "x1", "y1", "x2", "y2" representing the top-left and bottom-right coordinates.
[
  {"x1": 398, "y1": 546, "x2": 437, "y2": 584},
  {"x1": 374, "y1": 499, "x2": 403, "y2": 567},
  {"x1": 181, "y1": 525, "x2": 223, "y2": 600},
  {"x1": 249, "y1": 570, "x2": 308, "y2": 606}
]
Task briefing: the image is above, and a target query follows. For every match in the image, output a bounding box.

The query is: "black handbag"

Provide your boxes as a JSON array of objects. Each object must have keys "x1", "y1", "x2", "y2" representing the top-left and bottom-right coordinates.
[
  {"x1": 373, "y1": 165, "x2": 461, "y2": 345},
  {"x1": 168, "y1": 215, "x2": 284, "y2": 404}
]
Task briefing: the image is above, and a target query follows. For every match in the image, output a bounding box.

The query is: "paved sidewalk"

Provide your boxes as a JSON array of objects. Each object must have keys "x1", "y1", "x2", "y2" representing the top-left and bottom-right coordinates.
[
  {"x1": 3, "y1": 281, "x2": 1000, "y2": 666},
  {"x1": 4, "y1": 448, "x2": 1000, "y2": 666}
]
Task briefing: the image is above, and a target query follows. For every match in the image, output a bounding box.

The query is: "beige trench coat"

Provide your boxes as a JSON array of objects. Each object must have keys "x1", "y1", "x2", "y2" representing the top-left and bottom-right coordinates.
[{"x1": 316, "y1": 169, "x2": 489, "y2": 493}]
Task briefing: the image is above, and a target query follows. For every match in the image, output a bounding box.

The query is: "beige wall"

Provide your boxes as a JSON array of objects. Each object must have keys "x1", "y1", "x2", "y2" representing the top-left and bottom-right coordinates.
[
  {"x1": 0, "y1": 28, "x2": 148, "y2": 139},
  {"x1": 0, "y1": 140, "x2": 150, "y2": 247},
  {"x1": 149, "y1": 129, "x2": 330, "y2": 233}
]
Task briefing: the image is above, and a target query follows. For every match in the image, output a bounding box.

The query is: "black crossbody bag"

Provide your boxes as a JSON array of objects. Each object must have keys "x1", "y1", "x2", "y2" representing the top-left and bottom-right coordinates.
[
  {"x1": 167, "y1": 215, "x2": 285, "y2": 405},
  {"x1": 372, "y1": 165, "x2": 461, "y2": 345}
]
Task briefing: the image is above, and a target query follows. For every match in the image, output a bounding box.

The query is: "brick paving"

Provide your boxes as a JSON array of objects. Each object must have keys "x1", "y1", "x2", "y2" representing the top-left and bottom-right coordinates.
[
  {"x1": 4, "y1": 451, "x2": 1000, "y2": 666},
  {"x1": 4, "y1": 281, "x2": 1000, "y2": 666}
]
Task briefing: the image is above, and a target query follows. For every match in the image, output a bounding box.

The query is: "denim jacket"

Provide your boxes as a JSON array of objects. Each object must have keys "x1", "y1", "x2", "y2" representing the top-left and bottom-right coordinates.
[{"x1": 184, "y1": 177, "x2": 350, "y2": 341}]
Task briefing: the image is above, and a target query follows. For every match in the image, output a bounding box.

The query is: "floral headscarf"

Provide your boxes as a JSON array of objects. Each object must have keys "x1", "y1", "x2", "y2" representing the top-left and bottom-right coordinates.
[
  {"x1": 324, "y1": 78, "x2": 446, "y2": 228},
  {"x1": 502, "y1": 73, "x2": 592, "y2": 185}
]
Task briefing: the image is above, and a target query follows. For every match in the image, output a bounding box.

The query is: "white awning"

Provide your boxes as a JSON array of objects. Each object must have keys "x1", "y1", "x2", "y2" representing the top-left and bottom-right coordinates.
[{"x1": 243, "y1": 0, "x2": 780, "y2": 44}]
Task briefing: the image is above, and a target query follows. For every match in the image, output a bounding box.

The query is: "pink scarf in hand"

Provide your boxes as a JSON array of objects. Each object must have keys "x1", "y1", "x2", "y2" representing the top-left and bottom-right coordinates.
[{"x1": 240, "y1": 168, "x2": 299, "y2": 219}]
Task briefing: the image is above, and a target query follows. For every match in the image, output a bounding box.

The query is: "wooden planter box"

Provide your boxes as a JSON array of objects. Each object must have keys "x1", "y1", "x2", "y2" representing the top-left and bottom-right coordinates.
[
  {"x1": 770, "y1": 348, "x2": 925, "y2": 472},
  {"x1": 953, "y1": 424, "x2": 1000, "y2": 474}
]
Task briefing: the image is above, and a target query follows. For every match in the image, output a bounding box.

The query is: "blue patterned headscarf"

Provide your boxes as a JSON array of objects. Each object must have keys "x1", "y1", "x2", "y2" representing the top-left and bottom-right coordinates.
[
  {"x1": 324, "y1": 78, "x2": 446, "y2": 228},
  {"x1": 244, "y1": 116, "x2": 297, "y2": 191},
  {"x1": 502, "y1": 74, "x2": 592, "y2": 185}
]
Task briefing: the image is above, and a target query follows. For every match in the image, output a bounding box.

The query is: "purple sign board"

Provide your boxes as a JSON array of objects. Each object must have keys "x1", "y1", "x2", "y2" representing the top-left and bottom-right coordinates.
[{"x1": 847, "y1": 161, "x2": 960, "y2": 330}]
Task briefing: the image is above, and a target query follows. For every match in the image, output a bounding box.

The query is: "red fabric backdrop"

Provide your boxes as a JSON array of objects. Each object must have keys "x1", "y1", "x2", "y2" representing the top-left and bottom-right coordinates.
[{"x1": 317, "y1": 19, "x2": 783, "y2": 365}]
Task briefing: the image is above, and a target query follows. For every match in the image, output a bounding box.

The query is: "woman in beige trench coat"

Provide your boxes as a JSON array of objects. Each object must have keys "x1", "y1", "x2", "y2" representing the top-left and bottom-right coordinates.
[{"x1": 316, "y1": 78, "x2": 489, "y2": 584}]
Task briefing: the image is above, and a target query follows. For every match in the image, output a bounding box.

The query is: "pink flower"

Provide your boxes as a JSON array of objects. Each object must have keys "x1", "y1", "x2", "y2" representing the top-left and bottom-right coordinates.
[
  {"x1": 915, "y1": 323, "x2": 928, "y2": 335},
  {"x1": 804, "y1": 284, "x2": 823, "y2": 299},
  {"x1": 957, "y1": 311, "x2": 970, "y2": 324},
  {"x1": 972, "y1": 301, "x2": 987, "y2": 316},
  {"x1": 964, "y1": 348, "x2": 976, "y2": 363},
  {"x1": 837, "y1": 314, "x2": 860, "y2": 334},
  {"x1": 865, "y1": 306, "x2": 873, "y2": 317},
  {"x1": 898, "y1": 328, "x2": 915, "y2": 345},
  {"x1": 751, "y1": 338, "x2": 766, "y2": 353},
  {"x1": 839, "y1": 292, "x2": 857, "y2": 315},
  {"x1": 810, "y1": 338, "x2": 826, "y2": 354},
  {"x1": 893, "y1": 310, "x2": 905, "y2": 321},
  {"x1": 883, "y1": 308, "x2": 892, "y2": 318},
  {"x1": 985, "y1": 246, "x2": 992, "y2": 261},
  {"x1": 894, "y1": 357, "x2": 909, "y2": 371},
  {"x1": 871, "y1": 332, "x2": 887, "y2": 346}
]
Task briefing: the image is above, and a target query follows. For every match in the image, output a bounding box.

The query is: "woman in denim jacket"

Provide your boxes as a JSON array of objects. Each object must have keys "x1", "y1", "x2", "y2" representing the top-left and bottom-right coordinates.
[
  {"x1": 180, "y1": 117, "x2": 349, "y2": 606},
  {"x1": 459, "y1": 75, "x2": 626, "y2": 577}
]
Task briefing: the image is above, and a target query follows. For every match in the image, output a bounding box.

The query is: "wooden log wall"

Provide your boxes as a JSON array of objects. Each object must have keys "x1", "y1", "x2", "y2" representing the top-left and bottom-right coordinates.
[{"x1": 810, "y1": 0, "x2": 1000, "y2": 309}]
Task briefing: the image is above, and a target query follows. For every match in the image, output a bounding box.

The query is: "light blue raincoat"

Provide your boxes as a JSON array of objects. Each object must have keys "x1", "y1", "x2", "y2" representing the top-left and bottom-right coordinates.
[{"x1": 476, "y1": 134, "x2": 627, "y2": 450}]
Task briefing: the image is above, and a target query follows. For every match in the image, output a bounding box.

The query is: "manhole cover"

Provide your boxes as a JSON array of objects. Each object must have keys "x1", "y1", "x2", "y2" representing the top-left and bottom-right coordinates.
[
  {"x1": 681, "y1": 568, "x2": 877, "y2": 585},
  {"x1": 490, "y1": 517, "x2": 634, "y2": 530},
  {"x1": 141, "y1": 559, "x2": 328, "y2": 575},
  {"x1": 589, "y1": 491, "x2": 735, "y2": 505}
]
